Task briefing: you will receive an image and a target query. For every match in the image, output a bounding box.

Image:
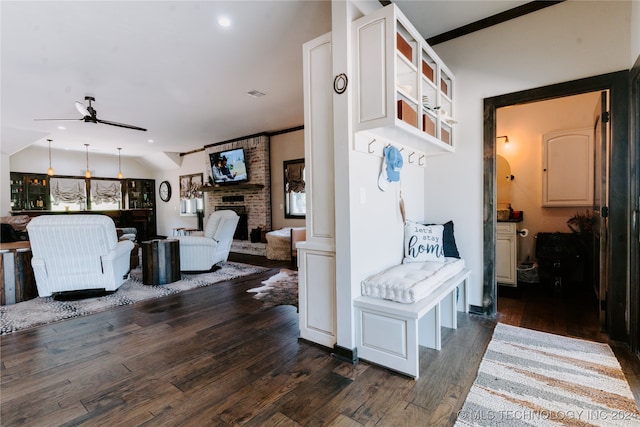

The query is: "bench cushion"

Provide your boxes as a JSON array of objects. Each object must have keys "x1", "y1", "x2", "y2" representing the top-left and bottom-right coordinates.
[{"x1": 361, "y1": 258, "x2": 465, "y2": 303}]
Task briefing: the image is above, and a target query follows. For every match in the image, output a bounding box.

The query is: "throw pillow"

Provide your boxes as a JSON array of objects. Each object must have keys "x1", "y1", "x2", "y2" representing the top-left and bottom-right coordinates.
[
  {"x1": 433, "y1": 220, "x2": 460, "y2": 258},
  {"x1": 403, "y1": 221, "x2": 445, "y2": 263}
]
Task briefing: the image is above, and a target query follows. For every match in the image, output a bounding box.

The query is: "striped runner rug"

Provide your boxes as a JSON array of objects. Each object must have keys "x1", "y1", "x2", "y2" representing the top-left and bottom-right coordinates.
[{"x1": 455, "y1": 323, "x2": 640, "y2": 426}]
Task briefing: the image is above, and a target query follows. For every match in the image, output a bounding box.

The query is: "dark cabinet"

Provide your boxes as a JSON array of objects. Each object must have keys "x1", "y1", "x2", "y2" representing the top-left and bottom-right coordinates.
[
  {"x1": 9, "y1": 173, "x2": 157, "y2": 240},
  {"x1": 10, "y1": 173, "x2": 50, "y2": 211},
  {"x1": 126, "y1": 179, "x2": 155, "y2": 209}
]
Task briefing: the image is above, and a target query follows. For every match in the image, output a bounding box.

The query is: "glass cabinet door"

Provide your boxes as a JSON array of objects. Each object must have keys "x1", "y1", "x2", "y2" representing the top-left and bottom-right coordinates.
[{"x1": 127, "y1": 179, "x2": 155, "y2": 209}]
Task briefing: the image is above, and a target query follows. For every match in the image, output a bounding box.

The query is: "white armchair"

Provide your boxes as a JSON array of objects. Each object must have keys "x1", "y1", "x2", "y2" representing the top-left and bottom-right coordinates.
[
  {"x1": 176, "y1": 210, "x2": 239, "y2": 271},
  {"x1": 27, "y1": 215, "x2": 134, "y2": 297}
]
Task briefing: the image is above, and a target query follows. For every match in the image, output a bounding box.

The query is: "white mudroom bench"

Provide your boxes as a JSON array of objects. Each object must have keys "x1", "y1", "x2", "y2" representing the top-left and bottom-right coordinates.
[{"x1": 354, "y1": 261, "x2": 470, "y2": 379}]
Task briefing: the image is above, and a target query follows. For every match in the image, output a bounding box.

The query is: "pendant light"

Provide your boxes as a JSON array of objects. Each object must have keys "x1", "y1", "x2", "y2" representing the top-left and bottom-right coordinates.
[
  {"x1": 47, "y1": 139, "x2": 55, "y2": 176},
  {"x1": 117, "y1": 147, "x2": 123, "y2": 179},
  {"x1": 84, "y1": 144, "x2": 91, "y2": 178}
]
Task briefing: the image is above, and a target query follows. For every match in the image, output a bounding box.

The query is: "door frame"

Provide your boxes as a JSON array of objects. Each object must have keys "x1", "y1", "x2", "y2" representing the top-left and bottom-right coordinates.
[
  {"x1": 631, "y1": 56, "x2": 640, "y2": 355},
  {"x1": 482, "y1": 70, "x2": 630, "y2": 341}
]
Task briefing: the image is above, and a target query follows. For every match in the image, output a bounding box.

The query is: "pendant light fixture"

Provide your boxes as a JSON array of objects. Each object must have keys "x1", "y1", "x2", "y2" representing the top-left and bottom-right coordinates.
[
  {"x1": 117, "y1": 147, "x2": 123, "y2": 179},
  {"x1": 84, "y1": 144, "x2": 91, "y2": 178},
  {"x1": 47, "y1": 139, "x2": 55, "y2": 176}
]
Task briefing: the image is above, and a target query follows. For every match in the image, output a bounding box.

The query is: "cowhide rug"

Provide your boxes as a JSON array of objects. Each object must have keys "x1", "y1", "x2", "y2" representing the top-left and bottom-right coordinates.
[{"x1": 247, "y1": 268, "x2": 298, "y2": 310}]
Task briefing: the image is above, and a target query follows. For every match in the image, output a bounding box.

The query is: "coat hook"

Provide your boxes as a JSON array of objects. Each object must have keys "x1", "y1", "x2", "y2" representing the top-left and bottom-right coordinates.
[
  {"x1": 408, "y1": 152, "x2": 415, "y2": 163},
  {"x1": 419, "y1": 154, "x2": 425, "y2": 166},
  {"x1": 368, "y1": 139, "x2": 376, "y2": 153}
]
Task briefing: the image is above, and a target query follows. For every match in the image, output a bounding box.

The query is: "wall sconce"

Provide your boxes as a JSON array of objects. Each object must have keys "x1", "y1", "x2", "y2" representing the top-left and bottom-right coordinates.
[
  {"x1": 84, "y1": 144, "x2": 91, "y2": 178},
  {"x1": 497, "y1": 135, "x2": 510, "y2": 144},
  {"x1": 47, "y1": 139, "x2": 55, "y2": 176},
  {"x1": 117, "y1": 147, "x2": 123, "y2": 179}
]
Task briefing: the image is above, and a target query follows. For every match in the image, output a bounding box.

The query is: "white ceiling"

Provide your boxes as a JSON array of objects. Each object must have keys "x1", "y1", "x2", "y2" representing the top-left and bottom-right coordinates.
[{"x1": 1, "y1": 0, "x2": 529, "y2": 167}]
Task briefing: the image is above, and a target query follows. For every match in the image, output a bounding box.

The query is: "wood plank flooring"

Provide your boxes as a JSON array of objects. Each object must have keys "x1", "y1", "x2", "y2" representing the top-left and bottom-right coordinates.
[{"x1": 1, "y1": 254, "x2": 638, "y2": 426}]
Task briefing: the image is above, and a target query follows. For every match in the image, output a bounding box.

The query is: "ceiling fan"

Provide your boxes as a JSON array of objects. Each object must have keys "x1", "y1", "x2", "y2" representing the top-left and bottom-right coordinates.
[{"x1": 35, "y1": 96, "x2": 147, "y2": 131}]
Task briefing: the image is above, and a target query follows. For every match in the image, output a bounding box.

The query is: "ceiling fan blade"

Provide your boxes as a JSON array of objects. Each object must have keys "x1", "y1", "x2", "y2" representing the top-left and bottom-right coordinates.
[
  {"x1": 75, "y1": 101, "x2": 91, "y2": 117},
  {"x1": 34, "y1": 118, "x2": 83, "y2": 121},
  {"x1": 96, "y1": 118, "x2": 147, "y2": 132}
]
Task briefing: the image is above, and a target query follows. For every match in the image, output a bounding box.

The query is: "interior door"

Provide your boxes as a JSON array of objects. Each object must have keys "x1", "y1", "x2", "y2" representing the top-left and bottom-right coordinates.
[{"x1": 593, "y1": 91, "x2": 610, "y2": 330}]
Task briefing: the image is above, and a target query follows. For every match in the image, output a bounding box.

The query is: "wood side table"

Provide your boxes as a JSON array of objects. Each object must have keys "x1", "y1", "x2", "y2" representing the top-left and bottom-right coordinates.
[
  {"x1": 0, "y1": 241, "x2": 37, "y2": 305},
  {"x1": 141, "y1": 239, "x2": 180, "y2": 285}
]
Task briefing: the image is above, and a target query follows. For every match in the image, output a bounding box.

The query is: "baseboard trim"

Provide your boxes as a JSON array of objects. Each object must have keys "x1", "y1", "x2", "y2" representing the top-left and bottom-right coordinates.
[
  {"x1": 469, "y1": 304, "x2": 486, "y2": 315},
  {"x1": 331, "y1": 345, "x2": 358, "y2": 364}
]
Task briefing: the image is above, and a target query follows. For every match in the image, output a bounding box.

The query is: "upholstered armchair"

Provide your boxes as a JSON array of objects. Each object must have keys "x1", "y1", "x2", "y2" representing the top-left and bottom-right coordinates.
[
  {"x1": 176, "y1": 210, "x2": 239, "y2": 271},
  {"x1": 27, "y1": 215, "x2": 134, "y2": 297}
]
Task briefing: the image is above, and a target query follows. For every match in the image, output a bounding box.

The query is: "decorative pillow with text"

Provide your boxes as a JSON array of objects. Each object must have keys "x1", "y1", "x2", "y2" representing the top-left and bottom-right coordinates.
[{"x1": 403, "y1": 221, "x2": 445, "y2": 263}]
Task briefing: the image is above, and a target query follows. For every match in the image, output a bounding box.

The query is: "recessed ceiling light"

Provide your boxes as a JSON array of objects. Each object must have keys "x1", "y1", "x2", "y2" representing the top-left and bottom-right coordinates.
[
  {"x1": 148, "y1": 139, "x2": 154, "y2": 144},
  {"x1": 246, "y1": 89, "x2": 266, "y2": 99},
  {"x1": 218, "y1": 16, "x2": 231, "y2": 27},
  {"x1": 57, "y1": 126, "x2": 66, "y2": 130}
]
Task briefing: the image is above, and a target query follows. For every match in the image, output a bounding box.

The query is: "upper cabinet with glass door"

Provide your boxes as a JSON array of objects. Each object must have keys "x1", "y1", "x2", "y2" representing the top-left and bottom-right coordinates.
[{"x1": 352, "y1": 4, "x2": 456, "y2": 154}]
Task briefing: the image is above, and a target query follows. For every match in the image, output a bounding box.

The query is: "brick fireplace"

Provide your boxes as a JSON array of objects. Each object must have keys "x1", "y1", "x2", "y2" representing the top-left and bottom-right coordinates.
[{"x1": 202, "y1": 134, "x2": 270, "y2": 256}]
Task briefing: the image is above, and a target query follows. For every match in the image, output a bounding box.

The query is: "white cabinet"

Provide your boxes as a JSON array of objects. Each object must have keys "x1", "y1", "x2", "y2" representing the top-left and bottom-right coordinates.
[
  {"x1": 542, "y1": 128, "x2": 593, "y2": 207},
  {"x1": 352, "y1": 4, "x2": 456, "y2": 154},
  {"x1": 299, "y1": 32, "x2": 336, "y2": 348},
  {"x1": 297, "y1": 246, "x2": 336, "y2": 347},
  {"x1": 497, "y1": 222, "x2": 518, "y2": 286}
]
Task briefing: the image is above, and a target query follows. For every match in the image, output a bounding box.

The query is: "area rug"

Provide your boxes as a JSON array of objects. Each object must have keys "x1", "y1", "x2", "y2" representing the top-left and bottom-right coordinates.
[
  {"x1": 455, "y1": 323, "x2": 640, "y2": 426},
  {"x1": 247, "y1": 268, "x2": 298, "y2": 310},
  {"x1": 0, "y1": 261, "x2": 267, "y2": 335}
]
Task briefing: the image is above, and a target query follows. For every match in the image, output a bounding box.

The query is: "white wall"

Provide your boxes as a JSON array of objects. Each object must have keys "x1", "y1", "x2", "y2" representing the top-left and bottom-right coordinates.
[
  {"x1": 426, "y1": 0, "x2": 631, "y2": 306},
  {"x1": 152, "y1": 151, "x2": 203, "y2": 238},
  {"x1": 497, "y1": 92, "x2": 600, "y2": 262},
  {"x1": 1, "y1": 153, "x2": 10, "y2": 216},
  {"x1": 9, "y1": 146, "x2": 153, "y2": 179}
]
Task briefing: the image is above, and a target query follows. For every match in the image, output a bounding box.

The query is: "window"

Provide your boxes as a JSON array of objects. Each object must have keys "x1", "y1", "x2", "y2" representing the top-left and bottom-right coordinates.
[{"x1": 284, "y1": 159, "x2": 305, "y2": 218}]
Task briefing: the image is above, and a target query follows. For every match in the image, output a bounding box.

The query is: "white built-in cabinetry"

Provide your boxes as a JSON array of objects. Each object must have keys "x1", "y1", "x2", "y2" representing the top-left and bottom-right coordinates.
[
  {"x1": 352, "y1": 4, "x2": 456, "y2": 153},
  {"x1": 298, "y1": 32, "x2": 337, "y2": 348},
  {"x1": 299, "y1": 4, "x2": 458, "y2": 350},
  {"x1": 496, "y1": 222, "x2": 518, "y2": 286},
  {"x1": 542, "y1": 128, "x2": 594, "y2": 207}
]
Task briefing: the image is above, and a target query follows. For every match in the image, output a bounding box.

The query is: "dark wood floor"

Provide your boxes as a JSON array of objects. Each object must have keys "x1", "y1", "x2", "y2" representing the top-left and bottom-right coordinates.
[{"x1": 1, "y1": 254, "x2": 638, "y2": 426}]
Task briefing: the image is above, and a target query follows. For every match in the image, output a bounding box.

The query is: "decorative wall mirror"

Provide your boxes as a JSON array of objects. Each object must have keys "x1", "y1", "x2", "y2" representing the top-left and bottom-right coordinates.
[
  {"x1": 179, "y1": 173, "x2": 203, "y2": 216},
  {"x1": 284, "y1": 158, "x2": 306, "y2": 218}
]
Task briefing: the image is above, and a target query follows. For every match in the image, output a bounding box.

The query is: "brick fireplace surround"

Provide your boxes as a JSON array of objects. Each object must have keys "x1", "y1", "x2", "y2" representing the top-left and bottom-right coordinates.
[{"x1": 202, "y1": 134, "x2": 271, "y2": 256}]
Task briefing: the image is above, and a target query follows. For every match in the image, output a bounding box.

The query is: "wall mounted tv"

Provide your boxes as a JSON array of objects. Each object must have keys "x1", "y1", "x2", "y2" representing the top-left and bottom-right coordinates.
[{"x1": 210, "y1": 147, "x2": 249, "y2": 185}]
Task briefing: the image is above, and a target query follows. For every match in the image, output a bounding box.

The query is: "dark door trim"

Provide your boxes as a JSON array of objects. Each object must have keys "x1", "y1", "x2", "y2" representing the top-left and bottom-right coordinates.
[
  {"x1": 630, "y1": 56, "x2": 640, "y2": 355},
  {"x1": 482, "y1": 70, "x2": 630, "y2": 341}
]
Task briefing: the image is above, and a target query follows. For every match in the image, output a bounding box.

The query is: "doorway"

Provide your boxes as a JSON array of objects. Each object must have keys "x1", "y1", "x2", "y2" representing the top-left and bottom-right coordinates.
[
  {"x1": 494, "y1": 92, "x2": 604, "y2": 340},
  {"x1": 482, "y1": 71, "x2": 631, "y2": 342}
]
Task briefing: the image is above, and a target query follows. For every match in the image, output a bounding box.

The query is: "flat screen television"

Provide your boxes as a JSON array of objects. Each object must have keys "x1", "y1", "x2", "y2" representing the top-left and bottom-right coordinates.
[{"x1": 210, "y1": 147, "x2": 249, "y2": 185}]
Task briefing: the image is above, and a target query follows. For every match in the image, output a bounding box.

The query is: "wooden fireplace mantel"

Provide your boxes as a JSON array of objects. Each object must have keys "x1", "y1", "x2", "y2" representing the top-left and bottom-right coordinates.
[{"x1": 200, "y1": 183, "x2": 265, "y2": 192}]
